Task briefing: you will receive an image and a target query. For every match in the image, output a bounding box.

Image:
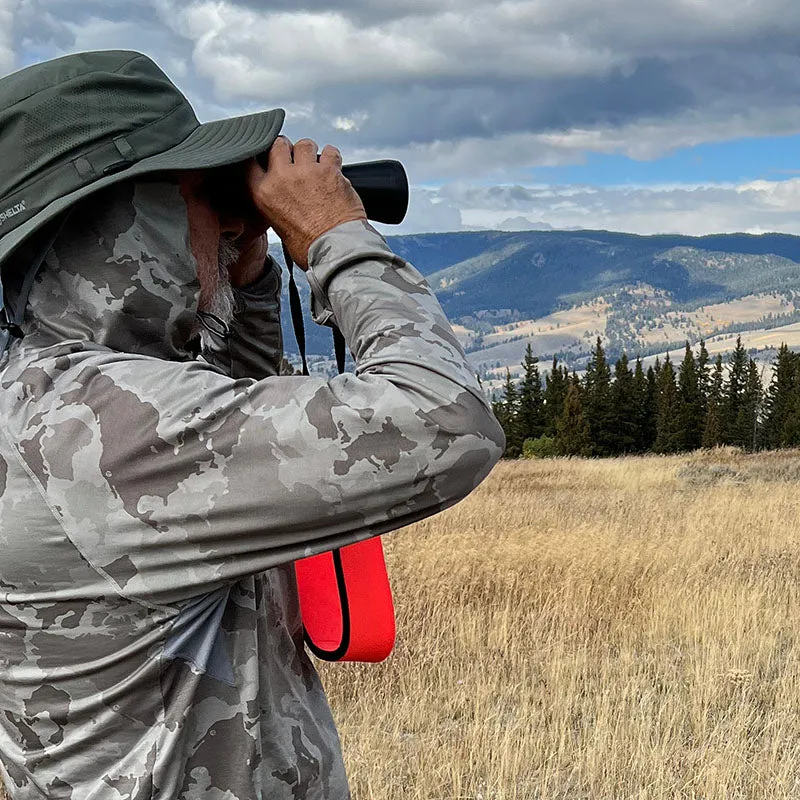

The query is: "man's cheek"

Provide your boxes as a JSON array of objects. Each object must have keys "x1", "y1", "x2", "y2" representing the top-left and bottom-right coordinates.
[{"x1": 180, "y1": 180, "x2": 222, "y2": 282}]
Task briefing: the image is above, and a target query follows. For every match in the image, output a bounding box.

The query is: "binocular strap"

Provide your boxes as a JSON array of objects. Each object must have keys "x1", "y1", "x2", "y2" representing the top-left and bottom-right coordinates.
[{"x1": 280, "y1": 243, "x2": 396, "y2": 663}]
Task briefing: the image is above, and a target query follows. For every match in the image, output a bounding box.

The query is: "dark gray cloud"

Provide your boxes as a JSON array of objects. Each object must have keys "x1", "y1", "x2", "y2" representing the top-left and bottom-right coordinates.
[
  {"x1": 0, "y1": 1, "x2": 15, "y2": 74},
  {"x1": 230, "y1": 0, "x2": 443, "y2": 25},
  {"x1": 7, "y1": 0, "x2": 800, "y2": 163},
  {"x1": 309, "y1": 59, "x2": 695, "y2": 149},
  {"x1": 140, "y1": 0, "x2": 800, "y2": 176},
  {"x1": 16, "y1": 0, "x2": 149, "y2": 52},
  {"x1": 4, "y1": 0, "x2": 800, "y2": 233}
]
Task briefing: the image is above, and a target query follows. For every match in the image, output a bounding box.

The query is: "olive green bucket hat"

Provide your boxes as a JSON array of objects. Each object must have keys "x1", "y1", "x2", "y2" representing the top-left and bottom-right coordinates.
[{"x1": 0, "y1": 49, "x2": 285, "y2": 269}]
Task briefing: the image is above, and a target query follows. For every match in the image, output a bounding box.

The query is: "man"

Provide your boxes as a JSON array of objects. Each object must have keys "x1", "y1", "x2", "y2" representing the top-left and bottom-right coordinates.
[{"x1": 0, "y1": 51, "x2": 504, "y2": 798}]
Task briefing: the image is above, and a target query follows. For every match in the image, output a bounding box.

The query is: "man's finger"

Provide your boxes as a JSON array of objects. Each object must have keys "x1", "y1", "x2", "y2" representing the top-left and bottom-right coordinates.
[
  {"x1": 266, "y1": 135, "x2": 293, "y2": 171},
  {"x1": 319, "y1": 144, "x2": 343, "y2": 170},
  {"x1": 245, "y1": 160, "x2": 274, "y2": 226},
  {"x1": 293, "y1": 138, "x2": 319, "y2": 164}
]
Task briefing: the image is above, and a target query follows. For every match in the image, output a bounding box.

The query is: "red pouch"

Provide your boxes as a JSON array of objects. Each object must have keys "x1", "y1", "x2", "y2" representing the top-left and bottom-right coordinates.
[{"x1": 295, "y1": 537, "x2": 396, "y2": 662}]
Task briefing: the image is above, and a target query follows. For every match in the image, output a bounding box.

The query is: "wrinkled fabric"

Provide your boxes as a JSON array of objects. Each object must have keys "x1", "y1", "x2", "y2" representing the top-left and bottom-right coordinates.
[{"x1": 0, "y1": 180, "x2": 504, "y2": 798}]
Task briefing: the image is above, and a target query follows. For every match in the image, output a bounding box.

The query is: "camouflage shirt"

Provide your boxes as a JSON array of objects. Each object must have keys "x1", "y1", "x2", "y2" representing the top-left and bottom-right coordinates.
[{"x1": 0, "y1": 180, "x2": 504, "y2": 798}]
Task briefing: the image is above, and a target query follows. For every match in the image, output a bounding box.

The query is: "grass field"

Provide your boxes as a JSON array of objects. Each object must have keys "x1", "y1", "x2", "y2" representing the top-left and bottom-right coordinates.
[
  {"x1": 4, "y1": 449, "x2": 800, "y2": 799},
  {"x1": 320, "y1": 450, "x2": 800, "y2": 799}
]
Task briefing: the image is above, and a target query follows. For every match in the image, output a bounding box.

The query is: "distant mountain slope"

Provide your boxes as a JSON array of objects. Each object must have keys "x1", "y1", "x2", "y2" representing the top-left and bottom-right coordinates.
[
  {"x1": 278, "y1": 229, "x2": 800, "y2": 380},
  {"x1": 384, "y1": 231, "x2": 514, "y2": 276},
  {"x1": 388, "y1": 230, "x2": 800, "y2": 319}
]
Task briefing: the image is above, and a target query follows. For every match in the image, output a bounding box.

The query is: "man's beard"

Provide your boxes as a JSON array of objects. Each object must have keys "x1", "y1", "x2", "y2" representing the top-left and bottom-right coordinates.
[{"x1": 197, "y1": 238, "x2": 238, "y2": 351}]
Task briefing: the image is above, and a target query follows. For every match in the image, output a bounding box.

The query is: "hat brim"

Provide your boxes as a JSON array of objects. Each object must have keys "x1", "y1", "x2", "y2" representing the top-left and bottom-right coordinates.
[{"x1": 0, "y1": 107, "x2": 285, "y2": 268}]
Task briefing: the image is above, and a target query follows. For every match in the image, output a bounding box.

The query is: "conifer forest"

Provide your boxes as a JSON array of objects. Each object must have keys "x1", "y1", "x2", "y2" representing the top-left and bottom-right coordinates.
[{"x1": 491, "y1": 337, "x2": 800, "y2": 459}]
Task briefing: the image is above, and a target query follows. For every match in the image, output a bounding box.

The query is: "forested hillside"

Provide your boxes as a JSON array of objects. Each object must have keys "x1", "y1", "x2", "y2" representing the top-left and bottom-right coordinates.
[
  {"x1": 278, "y1": 228, "x2": 800, "y2": 385},
  {"x1": 494, "y1": 336, "x2": 800, "y2": 460}
]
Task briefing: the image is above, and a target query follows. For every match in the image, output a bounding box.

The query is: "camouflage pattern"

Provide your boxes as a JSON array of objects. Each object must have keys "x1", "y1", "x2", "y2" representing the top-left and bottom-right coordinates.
[{"x1": 0, "y1": 179, "x2": 504, "y2": 797}]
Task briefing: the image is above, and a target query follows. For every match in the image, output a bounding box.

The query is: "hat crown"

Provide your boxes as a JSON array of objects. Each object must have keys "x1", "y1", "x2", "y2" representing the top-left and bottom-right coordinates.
[
  {"x1": 1, "y1": 51, "x2": 170, "y2": 108},
  {"x1": 0, "y1": 50, "x2": 284, "y2": 278},
  {"x1": 0, "y1": 50, "x2": 199, "y2": 229}
]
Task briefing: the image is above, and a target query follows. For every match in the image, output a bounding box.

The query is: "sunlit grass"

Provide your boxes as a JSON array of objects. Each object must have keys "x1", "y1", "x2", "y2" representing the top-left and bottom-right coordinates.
[
  {"x1": 3, "y1": 449, "x2": 800, "y2": 798},
  {"x1": 320, "y1": 449, "x2": 800, "y2": 799}
]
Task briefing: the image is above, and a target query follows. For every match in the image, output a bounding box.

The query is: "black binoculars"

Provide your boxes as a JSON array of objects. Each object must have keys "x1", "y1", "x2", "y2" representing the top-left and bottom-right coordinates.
[
  {"x1": 336, "y1": 160, "x2": 409, "y2": 225},
  {"x1": 207, "y1": 155, "x2": 409, "y2": 226}
]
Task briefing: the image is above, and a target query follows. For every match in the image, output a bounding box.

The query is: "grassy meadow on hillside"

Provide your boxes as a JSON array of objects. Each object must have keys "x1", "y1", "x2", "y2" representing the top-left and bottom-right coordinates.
[
  {"x1": 320, "y1": 450, "x2": 800, "y2": 799},
  {"x1": 3, "y1": 449, "x2": 800, "y2": 798}
]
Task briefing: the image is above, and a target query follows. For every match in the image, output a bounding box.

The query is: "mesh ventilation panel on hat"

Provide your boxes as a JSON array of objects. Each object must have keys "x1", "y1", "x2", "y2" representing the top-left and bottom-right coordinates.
[{"x1": 20, "y1": 87, "x2": 168, "y2": 186}]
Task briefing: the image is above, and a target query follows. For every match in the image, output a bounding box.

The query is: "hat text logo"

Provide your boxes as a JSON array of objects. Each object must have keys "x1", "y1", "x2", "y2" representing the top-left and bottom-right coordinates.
[{"x1": 0, "y1": 200, "x2": 26, "y2": 228}]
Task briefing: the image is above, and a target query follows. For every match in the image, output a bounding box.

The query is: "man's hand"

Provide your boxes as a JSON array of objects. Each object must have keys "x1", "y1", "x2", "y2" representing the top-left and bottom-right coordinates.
[{"x1": 247, "y1": 137, "x2": 367, "y2": 270}]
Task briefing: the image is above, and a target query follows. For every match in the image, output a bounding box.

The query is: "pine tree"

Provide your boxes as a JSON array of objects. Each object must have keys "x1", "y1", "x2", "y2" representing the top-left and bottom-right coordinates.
[
  {"x1": 727, "y1": 354, "x2": 762, "y2": 452},
  {"x1": 496, "y1": 369, "x2": 522, "y2": 457},
  {"x1": 583, "y1": 337, "x2": 614, "y2": 456},
  {"x1": 642, "y1": 368, "x2": 661, "y2": 451},
  {"x1": 733, "y1": 359, "x2": 762, "y2": 452},
  {"x1": 556, "y1": 381, "x2": 592, "y2": 457},
  {"x1": 611, "y1": 353, "x2": 637, "y2": 454},
  {"x1": 654, "y1": 354, "x2": 682, "y2": 453},
  {"x1": 678, "y1": 342, "x2": 703, "y2": 451},
  {"x1": 724, "y1": 335, "x2": 748, "y2": 445},
  {"x1": 517, "y1": 344, "x2": 545, "y2": 443},
  {"x1": 782, "y1": 365, "x2": 800, "y2": 447},
  {"x1": 763, "y1": 344, "x2": 798, "y2": 449},
  {"x1": 631, "y1": 359, "x2": 651, "y2": 452},
  {"x1": 697, "y1": 339, "x2": 711, "y2": 417},
  {"x1": 543, "y1": 356, "x2": 568, "y2": 437},
  {"x1": 491, "y1": 395, "x2": 503, "y2": 429},
  {"x1": 702, "y1": 354, "x2": 726, "y2": 448}
]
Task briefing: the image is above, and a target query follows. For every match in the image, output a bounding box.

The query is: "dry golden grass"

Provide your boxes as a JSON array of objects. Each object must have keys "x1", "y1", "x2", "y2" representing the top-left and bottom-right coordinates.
[
  {"x1": 4, "y1": 449, "x2": 800, "y2": 799},
  {"x1": 319, "y1": 449, "x2": 800, "y2": 799}
]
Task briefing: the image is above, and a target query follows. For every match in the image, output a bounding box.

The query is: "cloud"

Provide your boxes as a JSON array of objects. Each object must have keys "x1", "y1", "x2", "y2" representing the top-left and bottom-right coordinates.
[
  {"x1": 424, "y1": 176, "x2": 800, "y2": 237},
  {"x1": 0, "y1": 0, "x2": 19, "y2": 74},
  {"x1": 7, "y1": 1, "x2": 800, "y2": 166},
  {"x1": 3, "y1": 0, "x2": 800, "y2": 234},
  {"x1": 374, "y1": 188, "x2": 463, "y2": 236},
  {"x1": 135, "y1": 0, "x2": 800, "y2": 181},
  {"x1": 358, "y1": 174, "x2": 800, "y2": 239}
]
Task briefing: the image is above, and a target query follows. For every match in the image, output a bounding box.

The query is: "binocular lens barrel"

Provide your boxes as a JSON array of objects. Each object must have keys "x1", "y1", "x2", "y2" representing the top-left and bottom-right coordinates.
[{"x1": 341, "y1": 160, "x2": 409, "y2": 225}]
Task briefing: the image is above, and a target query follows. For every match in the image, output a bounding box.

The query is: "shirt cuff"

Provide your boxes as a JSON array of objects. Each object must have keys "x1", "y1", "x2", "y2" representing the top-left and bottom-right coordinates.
[{"x1": 306, "y1": 219, "x2": 391, "y2": 327}]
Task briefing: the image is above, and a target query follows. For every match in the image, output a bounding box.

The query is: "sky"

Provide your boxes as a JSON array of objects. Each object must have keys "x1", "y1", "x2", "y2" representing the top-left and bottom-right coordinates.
[{"x1": 4, "y1": 0, "x2": 800, "y2": 236}]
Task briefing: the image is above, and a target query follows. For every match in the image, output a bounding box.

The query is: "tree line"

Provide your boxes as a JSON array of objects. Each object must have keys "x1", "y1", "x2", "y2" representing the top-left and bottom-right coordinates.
[{"x1": 491, "y1": 337, "x2": 800, "y2": 458}]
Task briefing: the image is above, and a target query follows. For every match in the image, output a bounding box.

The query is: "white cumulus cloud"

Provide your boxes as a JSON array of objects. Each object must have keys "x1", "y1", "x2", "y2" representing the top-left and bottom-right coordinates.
[
  {"x1": 429, "y1": 177, "x2": 800, "y2": 237},
  {"x1": 6, "y1": 0, "x2": 800, "y2": 237},
  {"x1": 0, "y1": 0, "x2": 20, "y2": 75}
]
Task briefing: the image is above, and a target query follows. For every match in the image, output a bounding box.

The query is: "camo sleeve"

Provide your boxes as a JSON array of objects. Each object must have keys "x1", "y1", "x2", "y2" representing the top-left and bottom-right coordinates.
[
  {"x1": 16, "y1": 221, "x2": 504, "y2": 606},
  {"x1": 199, "y1": 254, "x2": 283, "y2": 379}
]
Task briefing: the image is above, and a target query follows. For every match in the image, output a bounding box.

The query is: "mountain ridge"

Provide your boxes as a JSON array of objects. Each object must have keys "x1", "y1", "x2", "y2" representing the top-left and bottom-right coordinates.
[{"x1": 278, "y1": 228, "x2": 800, "y2": 383}]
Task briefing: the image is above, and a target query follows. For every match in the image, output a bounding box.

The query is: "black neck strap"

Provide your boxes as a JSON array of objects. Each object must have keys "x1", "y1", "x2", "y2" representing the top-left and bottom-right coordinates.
[{"x1": 282, "y1": 243, "x2": 346, "y2": 376}]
